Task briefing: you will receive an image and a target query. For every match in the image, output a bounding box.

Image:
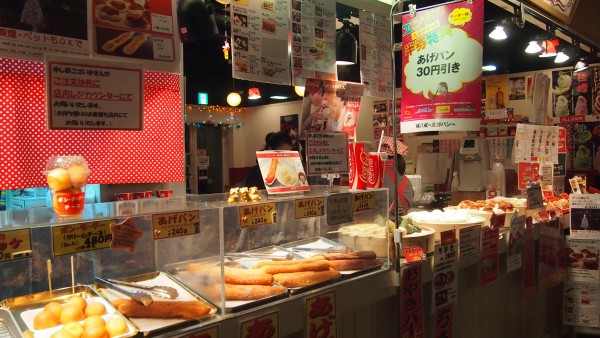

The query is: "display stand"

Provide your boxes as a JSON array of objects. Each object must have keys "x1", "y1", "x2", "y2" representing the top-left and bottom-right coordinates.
[{"x1": 322, "y1": 173, "x2": 340, "y2": 194}]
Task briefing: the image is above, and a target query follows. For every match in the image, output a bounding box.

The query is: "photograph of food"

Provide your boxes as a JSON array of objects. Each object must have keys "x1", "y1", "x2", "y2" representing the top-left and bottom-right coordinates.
[
  {"x1": 293, "y1": 34, "x2": 302, "y2": 43},
  {"x1": 566, "y1": 247, "x2": 599, "y2": 270},
  {"x1": 96, "y1": 27, "x2": 153, "y2": 59},
  {"x1": 292, "y1": 22, "x2": 301, "y2": 34},
  {"x1": 315, "y1": 28, "x2": 323, "y2": 39},
  {"x1": 594, "y1": 93, "x2": 600, "y2": 115},
  {"x1": 235, "y1": 60, "x2": 249, "y2": 73},
  {"x1": 233, "y1": 13, "x2": 248, "y2": 27},
  {"x1": 292, "y1": 11, "x2": 301, "y2": 22},
  {"x1": 95, "y1": 0, "x2": 151, "y2": 31},
  {"x1": 262, "y1": 18, "x2": 276, "y2": 34},
  {"x1": 293, "y1": 58, "x2": 302, "y2": 68},
  {"x1": 292, "y1": 0, "x2": 301, "y2": 11},
  {"x1": 262, "y1": 65, "x2": 278, "y2": 77},
  {"x1": 261, "y1": 0, "x2": 275, "y2": 12},
  {"x1": 292, "y1": 44, "x2": 301, "y2": 57},
  {"x1": 234, "y1": 36, "x2": 248, "y2": 51}
]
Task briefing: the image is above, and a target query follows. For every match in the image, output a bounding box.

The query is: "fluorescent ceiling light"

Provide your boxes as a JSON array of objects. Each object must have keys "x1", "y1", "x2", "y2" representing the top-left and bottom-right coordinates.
[
  {"x1": 482, "y1": 65, "x2": 497, "y2": 71},
  {"x1": 525, "y1": 41, "x2": 542, "y2": 54},
  {"x1": 270, "y1": 95, "x2": 289, "y2": 100},
  {"x1": 489, "y1": 26, "x2": 507, "y2": 40}
]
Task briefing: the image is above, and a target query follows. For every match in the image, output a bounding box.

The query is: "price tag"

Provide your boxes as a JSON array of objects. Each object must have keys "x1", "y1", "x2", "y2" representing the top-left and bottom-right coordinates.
[
  {"x1": 240, "y1": 311, "x2": 279, "y2": 338},
  {"x1": 403, "y1": 246, "x2": 426, "y2": 263},
  {"x1": 239, "y1": 202, "x2": 277, "y2": 228},
  {"x1": 110, "y1": 218, "x2": 143, "y2": 253},
  {"x1": 326, "y1": 193, "x2": 354, "y2": 226},
  {"x1": 181, "y1": 326, "x2": 219, "y2": 338},
  {"x1": 458, "y1": 225, "x2": 481, "y2": 259},
  {"x1": 306, "y1": 291, "x2": 337, "y2": 338},
  {"x1": 526, "y1": 182, "x2": 544, "y2": 210},
  {"x1": 294, "y1": 197, "x2": 324, "y2": 219},
  {"x1": 352, "y1": 192, "x2": 375, "y2": 213},
  {"x1": 152, "y1": 210, "x2": 200, "y2": 240},
  {"x1": 52, "y1": 220, "x2": 114, "y2": 256},
  {"x1": 0, "y1": 229, "x2": 32, "y2": 262}
]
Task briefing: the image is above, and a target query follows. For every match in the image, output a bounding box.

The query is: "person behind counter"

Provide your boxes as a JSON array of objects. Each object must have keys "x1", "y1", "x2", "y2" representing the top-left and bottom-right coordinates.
[
  {"x1": 242, "y1": 131, "x2": 293, "y2": 190},
  {"x1": 383, "y1": 153, "x2": 414, "y2": 217}
]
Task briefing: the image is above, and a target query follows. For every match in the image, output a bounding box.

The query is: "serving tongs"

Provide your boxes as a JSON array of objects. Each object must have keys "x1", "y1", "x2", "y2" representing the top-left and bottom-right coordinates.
[
  {"x1": 96, "y1": 277, "x2": 153, "y2": 306},
  {"x1": 225, "y1": 252, "x2": 293, "y2": 261},
  {"x1": 103, "y1": 278, "x2": 179, "y2": 300},
  {"x1": 291, "y1": 246, "x2": 350, "y2": 253}
]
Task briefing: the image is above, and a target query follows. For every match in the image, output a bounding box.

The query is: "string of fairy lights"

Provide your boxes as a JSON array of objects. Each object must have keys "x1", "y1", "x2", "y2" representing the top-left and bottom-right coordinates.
[{"x1": 185, "y1": 104, "x2": 245, "y2": 129}]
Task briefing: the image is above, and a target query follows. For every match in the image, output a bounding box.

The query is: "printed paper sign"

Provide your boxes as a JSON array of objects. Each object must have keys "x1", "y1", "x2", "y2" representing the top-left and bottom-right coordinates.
[
  {"x1": 400, "y1": 1, "x2": 484, "y2": 132},
  {"x1": 433, "y1": 230, "x2": 458, "y2": 309},
  {"x1": 257, "y1": 151, "x2": 310, "y2": 194},
  {"x1": 46, "y1": 55, "x2": 143, "y2": 130},
  {"x1": 566, "y1": 237, "x2": 600, "y2": 283},
  {"x1": 306, "y1": 291, "x2": 337, "y2": 338},
  {"x1": 306, "y1": 132, "x2": 349, "y2": 175},
  {"x1": 459, "y1": 225, "x2": 481, "y2": 259},
  {"x1": 52, "y1": 220, "x2": 115, "y2": 256},
  {"x1": 403, "y1": 247, "x2": 426, "y2": 263},
  {"x1": 0, "y1": 229, "x2": 32, "y2": 262},
  {"x1": 239, "y1": 202, "x2": 277, "y2": 228},
  {"x1": 359, "y1": 11, "x2": 392, "y2": 98},
  {"x1": 563, "y1": 281, "x2": 600, "y2": 327},
  {"x1": 294, "y1": 197, "x2": 324, "y2": 219},
  {"x1": 518, "y1": 162, "x2": 540, "y2": 190},
  {"x1": 326, "y1": 193, "x2": 353, "y2": 225},
  {"x1": 538, "y1": 220, "x2": 567, "y2": 289},
  {"x1": 526, "y1": 182, "x2": 544, "y2": 210},
  {"x1": 479, "y1": 226, "x2": 499, "y2": 286},
  {"x1": 570, "y1": 194, "x2": 600, "y2": 238},
  {"x1": 151, "y1": 210, "x2": 200, "y2": 240},
  {"x1": 240, "y1": 311, "x2": 279, "y2": 338},
  {"x1": 507, "y1": 216, "x2": 526, "y2": 273}
]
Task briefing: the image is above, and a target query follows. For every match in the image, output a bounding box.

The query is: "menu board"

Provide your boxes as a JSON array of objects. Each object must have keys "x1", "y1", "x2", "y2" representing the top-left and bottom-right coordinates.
[
  {"x1": 514, "y1": 124, "x2": 559, "y2": 163},
  {"x1": 92, "y1": 0, "x2": 178, "y2": 72},
  {"x1": 358, "y1": 11, "x2": 392, "y2": 99},
  {"x1": 290, "y1": 0, "x2": 336, "y2": 86},
  {"x1": 0, "y1": 1, "x2": 89, "y2": 60},
  {"x1": 231, "y1": 0, "x2": 290, "y2": 84},
  {"x1": 256, "y1": 151, "x2": 310, "y2": 194}
]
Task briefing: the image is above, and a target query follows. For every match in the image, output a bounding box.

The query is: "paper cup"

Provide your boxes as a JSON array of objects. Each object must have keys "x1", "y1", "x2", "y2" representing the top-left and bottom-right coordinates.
[
  {"x1": 44, "y1": 156, "x2": 90, "y2": 216},
  {"x1": 133, "y1": 191, "x2": 153, "y2": 199},
  {"x1": 349, "y1": 142, "x2": 370, "y2": 190},
  {"x1": 115, "y1": 193, "x2": 134, "y2": 201},
  {"x1": 157, "y1": 190, "x2": 173, "y2": 198},
  {"x1": 367, "y1": 152, "x2": 385, "y2": 189}
]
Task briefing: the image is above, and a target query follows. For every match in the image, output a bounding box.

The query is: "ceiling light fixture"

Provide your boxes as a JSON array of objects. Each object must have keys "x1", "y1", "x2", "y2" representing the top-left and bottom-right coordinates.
[
  {"x1": 539, "y1": 39, "x2": 558, "y2": 58},
  {"x1": 336, "y1": 18, "x2": 357, "y2": 65},
  {"x1": 574, "y1": 57, "x2": 589, "y2": 72},
  {"x1": 525, "y1": 41, "x2": 542, "y2": 54},
  {"x1": 248, "y1": 87, "x2": 261, "y2": 100},
  {"x1": 270, "y1": 95, "x2": 289, "y2": 100},
  {"x1": 294, "y1": 86, "x2": 305, "y2": 97},
  {"x1": 227, "y1": 92, "x2": 241, "y2": 107},
  {"x1": 482, "y1": 65, "x2": 497, "y2": 71},
  {"x1": 489, "y1": 25, "x2": 507, "y2": 40},
  {"x1": 554, "y1": 49, "x2": 569, "y2": 63}
]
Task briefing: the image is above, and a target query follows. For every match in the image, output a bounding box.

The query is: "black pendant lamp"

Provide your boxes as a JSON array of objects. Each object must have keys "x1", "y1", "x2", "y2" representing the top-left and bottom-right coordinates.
[
  {"x1": 177, "y1": 0, "x2": 218, "y2": 43},
  {"x1": 336, "y1": 18, "x2": 357, "y2": 65}
]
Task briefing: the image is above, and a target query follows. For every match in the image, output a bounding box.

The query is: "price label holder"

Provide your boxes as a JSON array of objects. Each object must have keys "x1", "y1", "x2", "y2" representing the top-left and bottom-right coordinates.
[
  {"x1": 0, "y1": 229, "x2": 32, "y2": 262},
  {"x1": 352, "y1": 191, "x2": 375, "y2": 213},
  {"x1": 403, "y1": 246, "x2": 426, "y2": 263},
  {"x1": 52, "y1": 220, "x2": 115, "y2": 256},
  {"x1": 326, "y1": 193, "x2": 354, "y2": 226},
  {"x1": 240, "y1": 311, "x2": 279, "y2": 338},
  {"x1": 152, "y1": 210, "x2": 200, "y2": 240},
  {"x1": 294, "y1": 197, "x2": 324, "y2": 219},
  {"x1": 239, "y1": 202, "x2": 277, "y2": 228}
]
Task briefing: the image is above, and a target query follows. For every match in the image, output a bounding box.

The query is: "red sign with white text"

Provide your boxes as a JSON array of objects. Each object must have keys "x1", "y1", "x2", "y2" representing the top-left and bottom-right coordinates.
[
  {"x1": 401, "y1": 264, "x2": 424, "y2": 337},
  {"x1": 518, "y1": 162, "x2": 540, "y2": 190},
  {"x1": 403, "y1": 247, "x2": 427, "y2": 263},
  {"x1": 401, "y1": 1, "x2": 483, "y2": 132}
]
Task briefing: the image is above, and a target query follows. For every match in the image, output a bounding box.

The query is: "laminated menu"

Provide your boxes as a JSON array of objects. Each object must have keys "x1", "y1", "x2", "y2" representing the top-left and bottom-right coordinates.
[{"x1": 256, "y1": 151, "x2": 309, "y2": 194}]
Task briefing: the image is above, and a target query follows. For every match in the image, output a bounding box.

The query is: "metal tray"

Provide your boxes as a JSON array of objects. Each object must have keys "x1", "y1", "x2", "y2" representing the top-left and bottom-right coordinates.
[
  {"x1": 93, "y1": 271, "x2": 216, "y2": 336},
  {"x1": 1, "y1": 285, "x2": 137, "y2": 338},
  {"x1": 226, "y1": 245, "x2": 305, "y2": 269},
  {"x1": 167, "y1": 256, "x2": 289, "y2": 313},
  {"x1": 0, "y1": 309, "x2": 23, "y2": 338}
]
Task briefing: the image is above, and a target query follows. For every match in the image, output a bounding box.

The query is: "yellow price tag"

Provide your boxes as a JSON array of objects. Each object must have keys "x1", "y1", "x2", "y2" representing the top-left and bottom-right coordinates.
[
  {"x1": 294, "y1": 197, "x2": 324, "y2": 219},
  {"x1": 0, "y1": 229, "x2": 32, "y2": 262},
  {"x1": 352, "y1": 192, "x2": 375, "y2": 213},
  {"x1": 52, "y1": 220, "x2": 114, "y2": 256},
  {"x1": 239, "y1": 202, "x2": 277, "y2": 228},
  {"x1": 152, "y1": 210, "x2": 200, "y2": 240}
]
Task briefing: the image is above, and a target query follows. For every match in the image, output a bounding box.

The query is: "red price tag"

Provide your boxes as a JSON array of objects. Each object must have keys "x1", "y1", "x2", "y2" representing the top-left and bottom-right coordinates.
[
  {"x1": 403, "y1": 246, "x2": 426, "y2": 263},
  {"x1": 440, "y1": 230, "x2": 456, "y2": 246}
]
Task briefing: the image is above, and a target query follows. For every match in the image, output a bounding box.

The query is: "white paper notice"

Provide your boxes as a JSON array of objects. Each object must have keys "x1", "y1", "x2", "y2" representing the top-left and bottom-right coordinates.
[
  {"x1": 459, "y1": 225, "x2": 481, "y2": 259},
  {"x1": 232, "y1": 0, "x2": 291, "y2": 84},
  {"x1": 432, "y1": 240, "x2": 458, "y2": 309},
  {"x1": 506, "y1": 215, "x2": 525, "y2": 273},
  {"x1": 306, "y1": 132, "x2": 349, "y2": 175},
  {"x1": 570, "y1": 194, "x2": 600, "y2": 239},
  {"x1": 358, "y1": 11, "x2": 392, "y2": 99},
  {"x1": 566, "y1": 237, "x2": 600, "y2": 283},
  {"x1": 514, "y1": 124, "x2": 559, "y2": 163},
  {"x1": 563, "y1": 281, "x2": 600, "y2": 327}
]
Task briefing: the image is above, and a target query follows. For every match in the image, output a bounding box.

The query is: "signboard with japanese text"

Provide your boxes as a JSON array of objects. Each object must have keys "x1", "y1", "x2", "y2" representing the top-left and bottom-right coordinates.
[
  {"x1": 554, "y1": 153, "x2": 567, "y2": 176},
  {"x1": 306, "y1": 132, "x2": 349, "y2": 175},
  {"x1": 566, "y1": 237, "x2": 600, "y2": 283},
  {"x1": 526, "y1": 182, "x2": 544, "y2": 210},
  {"x1": 401, "y1": 264, "x2": 424, "y2": 337},
  {"x1": 240, "y1": 311, "x2": 279, "y2": 338},
  {"x1": 306, "y1": 291, "x2": 337, "y2": 338},
  {"x1": 0, "y1": 229, "x2": 32, "y2": 262},
  {"x1": 0, "y1": 1, "x2": 89, "y2": 61},
  {"x1": 433, "y1": 231, "x2": 457, "y2": 309},
  {"x1": 563, "y1": 281, "x2": 600, "y2": 327},
  {"x1": 514, "y1": 124, "x2": 559, "y2": 163},
  {"x1": 46, "y1": 55, "x2": 143, "y2": 130},
  {"x1": 403, "y1": 247, "x2": 426, "y2": 263},
  {"x1": 180, "y1": 326, "x2": 219, "y2": 338},
  {"x1": 479, "y1": 226, "x2": 499, "y2": 286},
  {"x1": 570, "y1": 194, "x2": 600, "y2": 238},
  {"x1": 239, "y1": 202, "x2": 277, "y2": 228},
  {"x1": 151, "y1": 210, "x2": 200, "y2": 240},
  {"x1": 290, "y1": 0, "x2": 336, "y2": 86},
  {"x1": 256, "y1": 151, "x2": 310, "y2": 194},
  {"x1": 92, "y1": 0, "x2": 180, "y2": 73},
  {"x1": 359, "y1": 11, "x2": 392, "y2": 99},
  {"x1": 458, "y1": 225, "x2": 480, "y2": 259},
  {"x1": 400, "y1": 1, "x2": 483, "y2": 133},
  {"x1": 52, "y1": 220, "x2": 115, "y2": 256},
  {"x1": 326, "y1": 193, "x2": 353, "y2": 226},
  {"x1": 518, "y1": 162, "x2": 540, "y2": 190},
  {"x1": 231, "y1": 0, "x2": 291, "y2": 84},
  {"x1": 110, "y1": 218, "x2": 143, "y2": 253},
  {"x1": 294, "y1": 197, "x2": 325, "y2": 219},
  {"x1": 435, "y1": 304, "x2": 454, "y2": 338},
  {"x1": 352, "y1": 192, "x2": 375, "y2": 213}
]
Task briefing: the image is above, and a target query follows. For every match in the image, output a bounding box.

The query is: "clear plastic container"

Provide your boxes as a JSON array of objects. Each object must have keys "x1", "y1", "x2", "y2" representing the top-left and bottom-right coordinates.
[{"x1": 43, "y1": 156, "x2": 90, "y2": 216}]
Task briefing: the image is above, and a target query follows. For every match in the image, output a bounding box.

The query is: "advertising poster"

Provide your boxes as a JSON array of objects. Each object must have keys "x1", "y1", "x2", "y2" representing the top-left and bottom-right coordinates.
[
  {"x1": 508, "y1": 76, "x2": 526, "y2": 101},
  {"x1": 562, "y1": 122, "x2": 600, "y2": 170},
  {"x1": 46, "y1": 55, "x2": 143, "y2": 130},
  {"x1": 306, "y1": 132, "x2": 349, "y2": 175},
  {"x1": 485, "y1": 75, "x2": 508, "y2": 114},
  {"x1": 553, "y1": 70, "x2": 573, "y2": 118},
  {"x1": 593, "y1": 66, "x2": 600, "y2": 114},
  {"x1": 93, "y1": 0, "x2": 178, "y2": 71},
  {"x1": 290, "y1": 0, "x2": 336, "y2": 86},
  {"x1": 571, "y1": 194, "x2": 600, "y2": 238},
  {"x1": 514, "y1": 124, "x2": 559, "y2": 164},
  {"x1": 359, "y1": 11, "x2": 392, "y2": 99},
  {"x1": 0, "y1": 1, "x2": 88, "y2": 60},
  {"x1": 401, "y1": 264, "x2": 424, "y2": 338},
  {"x1": 566, "y1": 237, "x2": 600, "y2": 282},
  {"x1": 400, "y1": 1, "x2": 483, "y2": 133},
  {"x1": 300, "y1": 78, "x2": 364, "y2": 139},
  {"x1": 563, "y1": 281, "x2": 600, "y2": 327},
  {"x1": 231, "y1": 0, "x2": 290, "y2": 84},
  {"x1": 256, "y1": 151, "x2": 309, "y2": 194},
  {"x1": 573, "y1": 68, "x2": 592, "y2": 116}
]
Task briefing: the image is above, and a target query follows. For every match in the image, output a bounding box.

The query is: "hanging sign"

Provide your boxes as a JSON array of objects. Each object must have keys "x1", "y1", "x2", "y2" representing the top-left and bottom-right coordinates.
[
  {"x1": 359, "y1": 11, "x2": 393, "y2": 99},
  {"x1": 400, "y1": 1, "x2": 484, "y2": 132},
  {"x1": 570, "y1": 194, "x2": 600, "y2": 238}
]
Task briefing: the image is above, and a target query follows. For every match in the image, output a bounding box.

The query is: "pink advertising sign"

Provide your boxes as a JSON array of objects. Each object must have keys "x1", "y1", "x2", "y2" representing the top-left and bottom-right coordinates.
[{"x1": 401, "y1": 1, "x2": 483, "y2": 132}]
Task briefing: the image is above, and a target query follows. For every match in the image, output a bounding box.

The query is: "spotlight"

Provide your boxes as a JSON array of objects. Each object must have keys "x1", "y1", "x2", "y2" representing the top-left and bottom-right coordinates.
[
  {"x1": 489, "y1": 25, "x2": 507, "y2": 40},
  {"x1": 336, "y1": 18, "x2": 357, "y2": 65},
  {"x1": 482, "y1": 65, "x2": 497, "y2": 71},
  {"x1": 574, "y1": 58, "x2": 589, "y2": 71},
  {"x1": 554, "y1": 50, "x2": 569, "y2": 63},
  {"x1": 270, "y1": 95, "x2": 288, "y2": 100},
  {"x1": 525, "y1": 41, "x2": 542, "y2": 54}
]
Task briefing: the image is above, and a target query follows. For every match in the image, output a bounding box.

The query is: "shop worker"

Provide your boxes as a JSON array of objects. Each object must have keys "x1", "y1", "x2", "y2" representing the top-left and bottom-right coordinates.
[
  {"x1": 243, "y1": 131, "x2": 293, "y2": 190},
  {"x1": 382, "y1": 137, "x2": 413, "y2": 217}
]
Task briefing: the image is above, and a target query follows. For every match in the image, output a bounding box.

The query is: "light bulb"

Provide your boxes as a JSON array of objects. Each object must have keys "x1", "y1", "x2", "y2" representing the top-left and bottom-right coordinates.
[
  {"x1": 489, "y1": 26, "x2": 507, "y2": 40},
  {"x1": 525, "y1": 41, "x2": 542, "y2": 54},
  {"x1": 227, "y1": 92, "x2": 241, "y2": 107},
  {"x1": 554, "y1": 51, "x2": 569, "y2": 63}
]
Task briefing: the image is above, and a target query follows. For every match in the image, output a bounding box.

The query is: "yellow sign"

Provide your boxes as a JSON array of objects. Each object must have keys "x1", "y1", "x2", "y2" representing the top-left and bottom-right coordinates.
[
  {"x1": 181, "y1": 325, "x2": 219, "y2": 338},
  {"x1": 152, "y1": 210, "x2": 200, "y2": 240},
  {"x1": 240, "y1": 311, "x2": 279, "y2": 338},
  {"x1": 352, "y1": 192, "x2": 375, "y2": 213},
  {"x1": 449, "y1": 8, "x2": 473, "y2": 26},
  {"x1": 306, "y1": 291, "x2": 337, "y2": 338},
  {"x1": 0, "y1": 229, "x2": 32, "y2": 262},
  {"x1": 239, "y1": 202, "x2": 277, "y2": 228},
  {"x1": 52, "y1": 220, "x2": 114, "y2": 256},
  {"x1": 294, "y1": 197, "x2": 324, "y2": 219},
  {"x1": 435, "y1": 105, "x2": 451, "y2": 113}
]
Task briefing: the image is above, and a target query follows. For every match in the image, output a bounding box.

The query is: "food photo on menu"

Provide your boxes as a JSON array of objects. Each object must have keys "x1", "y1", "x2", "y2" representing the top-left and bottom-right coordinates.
[
  {"x1": 256, "y1": 151, "x2": 309, "y2": 193},
  {"x1": 94, "y1": 0, "x2": 151, "y2": 31},
  {"x1": 96, "y1": 27, "x2": 152, "y2": 59}
]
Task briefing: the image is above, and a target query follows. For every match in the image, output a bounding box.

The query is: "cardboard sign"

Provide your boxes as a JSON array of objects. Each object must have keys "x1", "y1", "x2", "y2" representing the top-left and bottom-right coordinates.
[
  {"x1": 240, "y1": 312, "x2": 279, "y2": 338},
  {"x1": 306, "y1": 291, "x2": 337, "y2": 338},
  {"x1": 518, "y1": 162, "x2": 540, "y2": 190},
  {"x1": 52, "y1": 220, "x2": 114, "y2": 256},
  {"x1": 0, "y1": 229, "x2": 32, "y2": 262},
  {"x1": 152, "y1": 210, "x2": 200, "y2": 240},
  {"x1": 352, "y1": 192, "x2": 375, "y2": 213},
  {"x1": 239, "y1": 202, "x2": 277, "y2": 228},
  {"x1": 326, "y1": 193, "x2": 354, "y2": 225},
  {"x1": 306, "y1": 132, "x2": 349, "y2": 175},
  {"x1": 294, "y1": 197, "x2": 325, "y2": 219}
]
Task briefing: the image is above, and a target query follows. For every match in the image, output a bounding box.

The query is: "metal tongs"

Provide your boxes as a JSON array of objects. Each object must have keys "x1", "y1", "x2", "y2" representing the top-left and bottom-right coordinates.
[
  {"x1": 104, "y1": 278, "x2": 179, "y2": 300},
  {"x1": 95, "y1": 277, "x2": 153, "y2": 306},
  {"x1": 226, "y1": 252, "x2": 294, "y2": 261},
  {"x1": 291, "y1": 246, "x2": 350, "y2": 253}
]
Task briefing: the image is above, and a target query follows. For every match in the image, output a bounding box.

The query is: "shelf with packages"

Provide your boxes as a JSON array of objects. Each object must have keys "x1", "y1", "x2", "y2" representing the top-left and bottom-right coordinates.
[{"x1": 0, "y1": 187, "x2": 395, "y2": 337}]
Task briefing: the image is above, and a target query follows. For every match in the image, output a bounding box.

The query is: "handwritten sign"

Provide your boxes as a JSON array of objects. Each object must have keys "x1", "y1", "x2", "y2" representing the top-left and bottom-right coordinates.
[
  {"x1": 306, "y1": 132, "x2": 349, "y2": 175},
  {"x1": 352, "y1": 192, "x2": 375, "y2": 213},
  {"x1": 239, "y1": 202, "x2": 277, "y2": 228},
  {"x1": 295, "y1": 197, "x2": 325, "y2": 219},
  {"x1": 181, "y1": 326, "x2": 219, "y2": 338},
  {"x1": 110, "y1": 218, "x2": 144, "y2": 253},
  {"x1": 0, "y1": 229, "x2": 32, "y2": 262},
  {"x1": 52, "y1": 220, "x2": 115, "y2": 256},
  {"x1": 518, "y1": 162, "x2": 540, "y2": 190},
  {"x1": 306, "y1": 291, "x2": 337, "y2": 338},
  {"x1": 240, "y1": 311, "x2": 279, "y2": 338},
  {"x1": 46, "y1": 55, "x2": 143, "y2": 130},
  {"x1": 152, "y1": 210, "x2": 200, "y2": 240},
  {"x1": 326, "y1": 193, "x2": 354, "y2": 225},
  {"x1": 403, "y1": 247, "x2": 426, "y2": 263}
]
